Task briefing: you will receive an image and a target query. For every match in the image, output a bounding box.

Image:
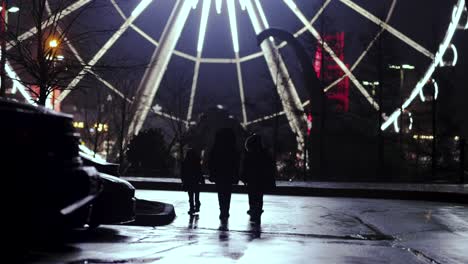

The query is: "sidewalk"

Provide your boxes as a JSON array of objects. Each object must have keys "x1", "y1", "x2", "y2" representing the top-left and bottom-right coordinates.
[{"x1": 123, "y1": 176, "x2": 468, "y2": 204}]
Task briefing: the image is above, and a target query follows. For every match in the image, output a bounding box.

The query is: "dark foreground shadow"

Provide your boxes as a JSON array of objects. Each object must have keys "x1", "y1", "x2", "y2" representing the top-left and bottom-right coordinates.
[{"x1": 65, "y1": 227, "x2": 129, "y2": 243}]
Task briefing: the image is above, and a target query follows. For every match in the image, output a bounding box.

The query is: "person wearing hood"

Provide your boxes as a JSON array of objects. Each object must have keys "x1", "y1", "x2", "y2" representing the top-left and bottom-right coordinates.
[{"x1": 241, "y1": 133, "x2": 276, "y2": 223}]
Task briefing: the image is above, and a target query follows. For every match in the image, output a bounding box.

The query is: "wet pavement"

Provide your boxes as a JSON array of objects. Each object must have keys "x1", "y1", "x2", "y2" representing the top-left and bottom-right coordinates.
[{"x1": 25, "y1": 190, "x2": 468, "y2": 263}]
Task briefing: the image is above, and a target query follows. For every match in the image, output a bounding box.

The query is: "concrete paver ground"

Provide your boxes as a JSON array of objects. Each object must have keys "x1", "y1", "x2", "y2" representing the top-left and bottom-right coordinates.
[{"x1": 25, "y1": 190, "x2": 468, "y2": 263}]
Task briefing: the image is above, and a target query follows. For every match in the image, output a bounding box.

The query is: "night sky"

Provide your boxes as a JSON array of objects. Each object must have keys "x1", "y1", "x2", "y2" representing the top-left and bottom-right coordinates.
[{"x1": 18, "y1": 0, "x2": 466, "y2": 135}]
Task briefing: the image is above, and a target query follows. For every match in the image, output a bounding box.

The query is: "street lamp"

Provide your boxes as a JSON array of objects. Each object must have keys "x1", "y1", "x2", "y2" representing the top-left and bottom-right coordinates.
[
  {"x1": 49, "y1": 39, "x2": 59, "y2": 48},
  {"x1": 0, "y1": 0, "x2": 19, "y2": 97},
  {"x1": 362, "y1": 81, "x2": 380, "y2": 96},
  {"x1": 388, "y1": 64, "x2": 415, "y2": 132}
]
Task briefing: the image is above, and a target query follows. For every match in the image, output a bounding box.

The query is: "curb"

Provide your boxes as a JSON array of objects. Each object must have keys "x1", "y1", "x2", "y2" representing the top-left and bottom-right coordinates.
[
  {"x1": 128, "y1": 180, "x2": 468, "y2": 205},
  {"x1": 129, "y1": 199, "x2": 176, "y2": 226}
]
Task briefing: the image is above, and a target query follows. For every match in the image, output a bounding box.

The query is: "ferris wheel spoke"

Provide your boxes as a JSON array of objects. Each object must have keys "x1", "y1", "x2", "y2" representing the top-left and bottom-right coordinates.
[
  {"x1": 240, "y1": 0, "x2": 332, "y2": 63},
  {"x1": 246, "y1": 110, "x2": 286, "y2": 126},
  {"x1": 284, "y1": 0, "x2": 379, "y2": 111},
  {"x1": 226, "y1": 0, "x2": 247, "y2": 124},
  {"x1": 338, "y1": 0, "x2": 434, "y2": 59},
  {"x1": 4, "y1": 60, "x2": 36, "y2": 105},
  {"x1": 235, "y1": 53, "x2": 248, "y2": 125},
  {"x1": 56, "y1": 0, "x2": 153, "y2": 103},
  {"x1": 187, "y1": 0, "x2": 211, "y2": 124},
  {"x1": 187, "y1": 57, "x2": 201, "y2": 124},
  {"x1": 7, "y1": 0, "x2": 92, "y2": 51},
  {"x1": 277, "y1": 0, "x2": 332, "y2": 50},
  {"x1": 90, "y1": 71, "x2": 188, "y2": 125},
  {"x1": 246, "y1": 0, "x2": 306, "y2": 152},
  {"x1": 45, "y1": 1, "x2": 86, "y2": 65},
  {"x1": 325, "y1": 0, "x2": 398, "y2": 92},
  {"x1": 381, "y1": 0, "x2": 466, "y2": 131},
  {"x1": 127, "y1": 0, "x2": 195, "y2": 138}
]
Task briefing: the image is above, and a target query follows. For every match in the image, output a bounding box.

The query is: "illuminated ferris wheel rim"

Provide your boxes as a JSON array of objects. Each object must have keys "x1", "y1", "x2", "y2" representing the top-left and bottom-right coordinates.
[
  {"x1": 105, "y1": 0, "x2": 401, "y2": 126},
  {"x1": 111, "y1": 0, "x2": 332, "y2": 63}
]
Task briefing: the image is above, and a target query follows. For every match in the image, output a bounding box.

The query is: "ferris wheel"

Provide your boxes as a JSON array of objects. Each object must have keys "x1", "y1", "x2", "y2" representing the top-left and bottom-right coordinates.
[{"x1": 7, "y1": 0, "x2": 468, "y2": 150}]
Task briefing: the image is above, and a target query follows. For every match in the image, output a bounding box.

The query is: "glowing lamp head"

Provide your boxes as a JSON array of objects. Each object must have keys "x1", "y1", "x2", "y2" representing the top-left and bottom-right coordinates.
[
  {"x1": 402, "y1": 64, "x2": 415, "y2": 70},
  {"x1": 8, "y1": 6, "x2": 20, "y2": 13},
  {"x1": 49, "y1": 39, "x2": 59, "y2": 48}
]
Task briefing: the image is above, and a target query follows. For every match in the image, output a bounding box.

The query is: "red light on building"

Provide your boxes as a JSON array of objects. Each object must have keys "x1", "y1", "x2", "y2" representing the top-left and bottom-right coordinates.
[
  {"x1": 307, "y1": 113, "x2": 313, "y2": 135},
  {"x1": 30, "y1": 85, "x2": 61, "y2": 112},
  {"x1": 314, "y1": 32, "x2": 349, "y2": 112}
]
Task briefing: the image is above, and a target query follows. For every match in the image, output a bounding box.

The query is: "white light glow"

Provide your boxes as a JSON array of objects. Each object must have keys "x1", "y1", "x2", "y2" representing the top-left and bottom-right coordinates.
[
  {"x1": 227, "y1": 0, "x2": 240, "y2": 52},
  {"x1": 255, "y1": 0, "x2": 270, "y2": 28},
  {"x1": 239, "y1": 0, "x2": 247, "y2": 10},
  {"x1": 216, "y1": 0, "x2": 222, "y2": 14},
  {"x1": 393, "y1": 119, "x2": 400, "y2": 133},
  {"x1": 419, "y1": 87, "x2": 426, "y2": 102},
  {"x1": 465, "y1": 4, "x2": 468, "y2": 29},
  {"x1": 4, "y1": 60, "x2": 36, "y2": 105},
  {"x1": 192, "y1": 0, "x2": 199, "y2": 9},
  {"x1": 132, "y1": 0, "x2": 152, "y2": 17},
  {"x1": 402, "y1": 64, "x2": 415, "y2": 69},
  {"x1": 451, "y1": 44, "x2": 458, "y2": 66},
  {"x1": 433, "y1": 79, "x2": 439, "y2": 99},
  {"x1": 408, "y1": 112, "x2": 413, "y2": 131},
  {"x1": 197, "y1": 0, "x2": 211, "y2": 52},
  {"x1": 8, "y1": 6, "x2": 20, "y2": 13}
]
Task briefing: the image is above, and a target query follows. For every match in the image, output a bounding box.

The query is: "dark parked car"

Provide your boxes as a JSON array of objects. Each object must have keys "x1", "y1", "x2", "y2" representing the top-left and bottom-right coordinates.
[
  {"x1": 79, "y1": 152, "x2": 136, "y2": 227},
  {"x1": 1, "y1": 99, "x2": 102, "y2": 238},
  {"x1": 1, "y1": 99, "x2": 136, "y2": 237}
]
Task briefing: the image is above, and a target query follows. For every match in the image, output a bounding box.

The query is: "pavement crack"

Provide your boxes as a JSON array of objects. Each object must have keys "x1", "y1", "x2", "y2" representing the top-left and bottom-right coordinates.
[
  {"x1": 344, "y1": 214, "x2": 394, "y2": 241},
  {"x1": 393, "y1": 246, "x2": 442, "y2": 264}
]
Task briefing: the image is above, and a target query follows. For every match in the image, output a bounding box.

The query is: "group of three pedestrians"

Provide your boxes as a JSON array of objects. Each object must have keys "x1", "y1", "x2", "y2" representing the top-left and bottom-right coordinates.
[{"x1": 181, "y1": 128, "x2": 276, "y2": 223}]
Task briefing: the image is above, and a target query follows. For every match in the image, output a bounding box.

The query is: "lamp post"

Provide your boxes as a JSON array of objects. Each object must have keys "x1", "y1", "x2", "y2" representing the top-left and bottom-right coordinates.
[
  {"x1": 388, "y1": 64, "x2": 415, "y2": 162},
  {"x1": 362, "y1": 81, "x2": 380, "y2": 97},
  {"x1": 0, "y1": 1, "x2": 19, "y2": 97}
]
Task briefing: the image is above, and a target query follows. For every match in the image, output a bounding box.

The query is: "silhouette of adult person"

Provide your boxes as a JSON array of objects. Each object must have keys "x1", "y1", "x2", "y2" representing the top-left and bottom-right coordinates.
[
  {"x1": 241, "y1": 134, "x2": 276, "y2": 223},
  {"x1": 208, "y1": 128, "x2": 240, "y2": 221},
  {"x1": 181, "y1": 148, "x2": 203, "y2": 215}
]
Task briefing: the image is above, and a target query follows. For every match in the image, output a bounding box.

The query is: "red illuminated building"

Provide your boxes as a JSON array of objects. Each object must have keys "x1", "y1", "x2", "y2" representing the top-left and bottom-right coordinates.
[{"x1": 314, "y1": 32, "x2": 349, "y2": 112}]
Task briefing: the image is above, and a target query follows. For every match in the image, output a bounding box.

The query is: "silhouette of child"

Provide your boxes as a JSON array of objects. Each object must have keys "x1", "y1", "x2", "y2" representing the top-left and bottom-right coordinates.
[
  {"x1": 181, "y1": 148, "x2": 203, "y2": 215},
  {"x1": 241, "y1": 134, "x2": 276, "y2": 222}
]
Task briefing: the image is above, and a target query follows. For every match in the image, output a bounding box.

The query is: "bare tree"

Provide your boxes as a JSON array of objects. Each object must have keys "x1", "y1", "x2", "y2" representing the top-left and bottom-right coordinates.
[
  {"x1": 2, "y1": 0, "x2": 114, "y2": 105},
  {"x1": 156, "y1": 71, "x2": 192, "y2": 177}
]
